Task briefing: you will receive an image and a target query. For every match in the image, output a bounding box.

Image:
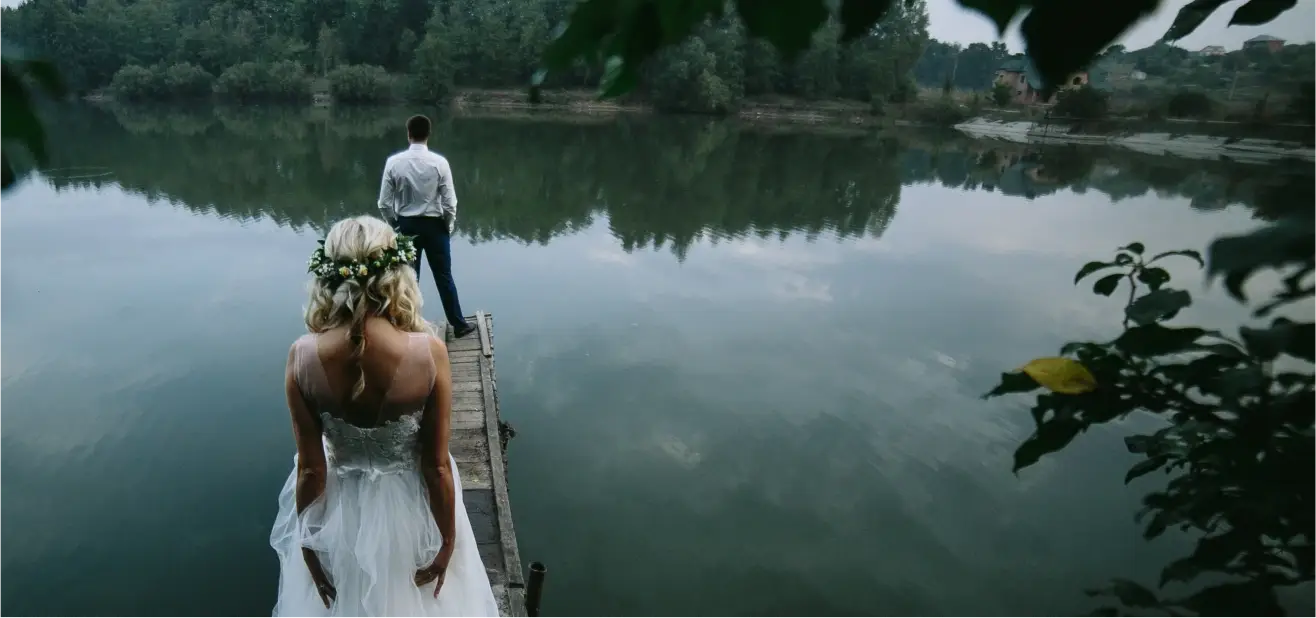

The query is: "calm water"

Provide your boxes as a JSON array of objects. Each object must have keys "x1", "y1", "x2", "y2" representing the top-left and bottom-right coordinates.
[{"x1": 2, "y1": 104, "x2": 1310, "y2": 616}]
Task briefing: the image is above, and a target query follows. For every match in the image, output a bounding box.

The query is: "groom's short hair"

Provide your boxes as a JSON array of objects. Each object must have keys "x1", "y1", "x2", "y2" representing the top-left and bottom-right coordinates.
[{"x1": 406, "y1": 115, "x2": 431, "y2": 142}]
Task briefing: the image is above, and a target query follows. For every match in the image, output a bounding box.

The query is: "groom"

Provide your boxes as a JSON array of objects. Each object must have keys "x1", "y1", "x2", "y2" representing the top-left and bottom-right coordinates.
[{"x1": 378, "y1": 114, "x2": 474, "y2": 338}]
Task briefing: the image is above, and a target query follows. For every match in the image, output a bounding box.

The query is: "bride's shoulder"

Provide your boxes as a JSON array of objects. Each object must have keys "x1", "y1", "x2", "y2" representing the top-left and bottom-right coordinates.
[{"x1": 414, "y1": 332, "x2": 447, "y2": 364}]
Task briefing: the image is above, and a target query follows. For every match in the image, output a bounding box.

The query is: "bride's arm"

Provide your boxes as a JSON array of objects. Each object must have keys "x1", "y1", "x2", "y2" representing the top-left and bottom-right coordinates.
[
  {"x1": 426, "y1": 339, "x2": 463, "y2": 570},
  {"x1": 286, "y1": 345, "x2": 334, "y2": 604}
]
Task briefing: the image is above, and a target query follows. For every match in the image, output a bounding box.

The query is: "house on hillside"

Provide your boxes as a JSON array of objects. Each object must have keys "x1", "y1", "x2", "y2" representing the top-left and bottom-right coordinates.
[
  {"x1": 1198, "y1": 45, "x2": 1226, "y2": 56},
  {"x1": 994, "y1": 57, "x2": 1089, "y2": 105},
  {"x1": 1243, "y1": 35, "x2": 1284, "y2": 53}
]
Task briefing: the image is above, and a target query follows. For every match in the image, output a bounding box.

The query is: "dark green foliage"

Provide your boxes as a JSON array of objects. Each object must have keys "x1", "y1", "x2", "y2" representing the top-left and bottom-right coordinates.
[
  {"x1": 407, "y1": 15, "x2": 456, "y2": 104},
  {"x1": 1288, "y1": 81, "x2": 1314, "y2": 121},
  {"x1": 987, "y1": 236, "x2": 1314, "y2": 614},
  {"x1": 109, "y1": 65, "x2": 163, "y2": 101},
  {"x1": 915, "y1": 41, "x2": 1010, "y2": 91},
  {"x1": 1052, "y1": 85, "x2": 1108, "y2": 121},
  {"x1": 214, "y1": 62, "x2": 308, "y2": 103},
  {"x1": 102, "y1": 63, "x2": 216, "y2": 102},
  {"x1": 327, "y1": 65, "x2": 393, "y2": 104},
  {"x1": 990, "y1": 81, "x2": 1012, "y2": 106},
  {"x1": 1166, "y1": 90, "x2": 1214, "y2": 119},
  {"x1": 161, "y1": 63, "x2": 215, "y2": 99}
]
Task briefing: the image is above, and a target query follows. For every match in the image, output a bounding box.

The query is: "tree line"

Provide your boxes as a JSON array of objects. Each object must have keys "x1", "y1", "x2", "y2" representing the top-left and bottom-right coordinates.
[
  {"x1": 1, "y1": 0, "x2": 931, "y2": 112},
  {"x1": 0, "y1": 0, "x2": 1079, "y2": 115}
]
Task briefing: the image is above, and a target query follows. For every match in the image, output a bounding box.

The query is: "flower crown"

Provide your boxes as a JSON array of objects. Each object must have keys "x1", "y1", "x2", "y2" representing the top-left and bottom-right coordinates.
[{"x1": 307, "y1": 235, "x2": 418, "y2": 286}]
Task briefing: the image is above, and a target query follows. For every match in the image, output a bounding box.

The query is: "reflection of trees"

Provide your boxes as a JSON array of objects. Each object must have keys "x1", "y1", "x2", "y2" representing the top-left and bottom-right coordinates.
[
  {"x1": 898, "y1": 136, "x2": 1309, "y2": 219},
  {"x1": 36, "y1": 105, "x2": 1308, "y2": 253},
  {"x1": 38, "y1": 105, "x2": 907, "y2": 256}
]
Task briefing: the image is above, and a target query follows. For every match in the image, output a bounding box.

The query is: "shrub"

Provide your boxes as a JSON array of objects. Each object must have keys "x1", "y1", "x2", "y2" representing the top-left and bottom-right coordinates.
[
  {"x1": 1166, "y1": 90, "x2": 1214, "y2": 119},
  {"x1": 265, "y1": 60, "x2": 310, "y2": 102},
  {"x1": 214, "y1": 62, "x2": 308, "y2": 102},
  {"x1": 160, "y1": 63, "x2": 214, "y2": 99},
  {"x1": 991, "y1": 81, "x2": 1013, "y2": 106},
  {"x1": 215, "y1": 63, "x2": 267, "y2": 102},
  {"x1": 327, "y1": 64, "x2": 394, "y2": 103},
  {"x1": 109, "y1": 65, "x2": 163, "y2": 101},
  {"x1": 886, "y1": 78, "x2": 918, "y2": 104},
  {"x1": 1052, "y1": 85, "x2": 1109, "y2": 121}
]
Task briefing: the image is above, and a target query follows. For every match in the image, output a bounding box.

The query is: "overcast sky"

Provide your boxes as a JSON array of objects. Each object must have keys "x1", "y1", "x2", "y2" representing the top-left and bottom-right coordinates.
[
  {"x1": 1, "y1": 0, "x2": 1311, "y2": 51},
  {"x1": 927, "y1": 0, "x2": 1315, "y2": 51}
]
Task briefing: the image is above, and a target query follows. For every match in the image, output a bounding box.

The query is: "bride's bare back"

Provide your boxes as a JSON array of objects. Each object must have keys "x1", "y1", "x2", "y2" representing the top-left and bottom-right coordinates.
[{"x1": 292, "y1": 317, "x2": 439, "y2": 428}]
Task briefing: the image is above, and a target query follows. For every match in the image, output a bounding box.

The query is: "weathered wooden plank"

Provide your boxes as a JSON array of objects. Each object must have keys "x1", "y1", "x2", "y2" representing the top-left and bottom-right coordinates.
[
  {"x1": 464, "y1": 488, "x2": 498, "y2": 544},
  {"x1": 480, "y1": 313, "x2": 527, "y2": 618},
  {"x1": 451, "y1": 380, "x2": 483, "y2": 392},
  {"x1": 450, "y1": 365, "x2": 481, "y2": 379},
  {"x1": 477, "y1": 309, "x2": 492, "y2": 358},
  {"x1": 453, "y1": 401, "x2": 484, "y2": 413},
  {"x1": 447, "y1": 335, "x2": 483, "y2": 353},
  {"x1": 478, "y1": 542, "x2": 505, "y2": 576},
  {"x1": 450, "y1": 349, "x2": 483, "y2": 362},
  {"x1": 450, "y1": 363, "x2": 481, "y2": 376},
  {"x1": 451, "y1": 406, "x2": 482, "y2": 424},
  {"x1": 450, "y1": 434, "x2": 490, "y2": 465},
  {"x1": 458, "y1": 458, "x2": 493, "y2": 490},
  {"x1": 451, "y1": 313, "x2": 523, "y2": 616},
  {"x1": 493, "y1": 585, "x2": 511, "y2": 618},
  {"x1": 506, "y1": 588, "x2": 526, "y2": 618}
]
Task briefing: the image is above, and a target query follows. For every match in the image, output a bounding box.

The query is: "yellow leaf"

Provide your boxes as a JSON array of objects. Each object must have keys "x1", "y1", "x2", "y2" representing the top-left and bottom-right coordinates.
[{"x1": 1019, "y1": 357, "x2": 1098, "y2": 394}]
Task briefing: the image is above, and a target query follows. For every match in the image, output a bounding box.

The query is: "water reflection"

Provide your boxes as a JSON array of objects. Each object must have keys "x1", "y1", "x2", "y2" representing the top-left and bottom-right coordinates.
[
  {"x1": 36, "y1": 104, "x2": 1308, "y2": 253},
  {"x1": 6, "y1": 104, "x2": 1313, "y2": 617}
]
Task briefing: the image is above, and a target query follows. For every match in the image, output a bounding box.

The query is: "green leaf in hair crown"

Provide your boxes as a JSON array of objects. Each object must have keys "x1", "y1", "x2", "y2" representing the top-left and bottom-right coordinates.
[{"x1": 307, "y1": 234, "x2": 418, "y2": 287}]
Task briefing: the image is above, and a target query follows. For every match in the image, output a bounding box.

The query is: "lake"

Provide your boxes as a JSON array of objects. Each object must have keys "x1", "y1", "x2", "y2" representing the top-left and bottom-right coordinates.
[{"x1": 2, "y1": 104, "x2": 1310, "y2": 616}]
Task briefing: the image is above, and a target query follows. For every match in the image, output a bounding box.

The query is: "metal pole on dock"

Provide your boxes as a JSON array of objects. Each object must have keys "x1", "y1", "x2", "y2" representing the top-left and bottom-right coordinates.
[{"x1": 526, "y1": 562, "x2": 547, "y2": 617}]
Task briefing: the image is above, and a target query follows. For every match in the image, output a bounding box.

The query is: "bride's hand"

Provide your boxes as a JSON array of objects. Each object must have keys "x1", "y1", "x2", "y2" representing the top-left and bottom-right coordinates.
[
  {"x1": 307, "y1": 562, "x2": 336, "y2": 608},
  {"x1": 414, "y1": 547, "x2": 454, "y2": 598},
  {"x1": 313, "y1": 577, "x2": 337, "y2": 609}
]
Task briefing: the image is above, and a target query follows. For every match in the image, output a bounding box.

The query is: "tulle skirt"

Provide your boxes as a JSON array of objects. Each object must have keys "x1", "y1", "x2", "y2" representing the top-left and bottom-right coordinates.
[{"x1": 270, "y1": 454, "x2": 499, "y2": 617}]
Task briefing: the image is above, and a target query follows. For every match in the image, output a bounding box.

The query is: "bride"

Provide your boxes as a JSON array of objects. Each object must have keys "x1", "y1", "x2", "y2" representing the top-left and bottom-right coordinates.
[{"x1": 269, "y1": 216, "x2": 499, "y2": 616}]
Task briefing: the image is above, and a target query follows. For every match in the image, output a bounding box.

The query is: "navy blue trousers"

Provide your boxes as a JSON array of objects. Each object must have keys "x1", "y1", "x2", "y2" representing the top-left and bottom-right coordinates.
[{"x1": 396, "y1": 216, "x2": 469, "y2": 330}]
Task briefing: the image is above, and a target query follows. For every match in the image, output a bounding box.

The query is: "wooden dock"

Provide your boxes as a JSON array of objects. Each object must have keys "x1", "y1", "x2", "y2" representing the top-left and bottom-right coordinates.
[{"x1": 445, "y1": 312, "x2": 526, "y2": 616}]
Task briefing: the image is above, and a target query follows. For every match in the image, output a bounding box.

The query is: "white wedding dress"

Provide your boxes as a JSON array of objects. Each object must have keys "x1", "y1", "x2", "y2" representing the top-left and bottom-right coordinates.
[{"x1": 270, "y1": 333, "x2": 499, "y2": 616}]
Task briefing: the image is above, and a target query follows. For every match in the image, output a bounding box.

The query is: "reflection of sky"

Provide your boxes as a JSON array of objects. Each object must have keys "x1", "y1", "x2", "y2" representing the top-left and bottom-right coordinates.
[{"x1": 2, "y1": 173, "x2": 1310, "y2": 615}]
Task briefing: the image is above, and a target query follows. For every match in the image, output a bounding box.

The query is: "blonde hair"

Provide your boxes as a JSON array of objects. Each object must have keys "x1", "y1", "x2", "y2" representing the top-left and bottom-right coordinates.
[{"x1": 305, "y1": 215, "x2": 435, "y2": 400}]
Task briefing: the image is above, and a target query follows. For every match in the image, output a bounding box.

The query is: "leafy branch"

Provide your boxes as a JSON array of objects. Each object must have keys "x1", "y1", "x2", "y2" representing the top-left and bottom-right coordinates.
[{"x1": 985, "y1": 238, "x2": 1314, "y2": 615}]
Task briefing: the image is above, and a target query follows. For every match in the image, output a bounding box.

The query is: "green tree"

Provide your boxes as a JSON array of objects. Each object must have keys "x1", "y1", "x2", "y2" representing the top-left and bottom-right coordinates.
[
  {"x1": 991, "y1": 81, "x2": 1013, "y2": 106},
  {"x1": 316, "y1": 24, "x2": 341, "y2": 77},
  {"x1": 109, "y1": 65, "x2": 163, "y2": 101},
  {"x1": 327, "y1": 64, "x2": 393, "y2": 103},
  {"x1": 161, "y1": 62, "x2": 215, "y2": 99},
  {"x1": 410, "y1": 24, "x2": 457, "y2": 103},
  {"x1": 1052, "y1": 85, "x2": 1109, "y2": 121},
  {"x1": 1166, "y1": 90, "x2": 1214, "y2": 119}
]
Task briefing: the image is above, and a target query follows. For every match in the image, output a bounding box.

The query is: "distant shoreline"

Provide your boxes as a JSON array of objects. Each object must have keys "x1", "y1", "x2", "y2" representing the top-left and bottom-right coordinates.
[
  {"x1": 88, "y1": 88, "x2": 897, "y2": 126},
  {"x1": 955, "y1": 117, "x2": 1315, "y2": 164}
]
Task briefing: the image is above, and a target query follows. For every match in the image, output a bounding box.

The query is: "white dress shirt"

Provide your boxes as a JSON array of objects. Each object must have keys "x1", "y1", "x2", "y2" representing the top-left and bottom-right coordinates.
[{"x1": 377, "y1": 143, "x2": 458, "y2": 232}]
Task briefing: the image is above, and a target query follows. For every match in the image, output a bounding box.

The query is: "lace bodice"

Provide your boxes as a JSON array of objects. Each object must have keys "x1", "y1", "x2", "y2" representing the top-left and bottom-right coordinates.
[
  {"x1": 320, "y1": 411, "x2": 423, "y2": 476},
  {"x1": 291, "y1": 332, "x2": 436, "y2": 477}
]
